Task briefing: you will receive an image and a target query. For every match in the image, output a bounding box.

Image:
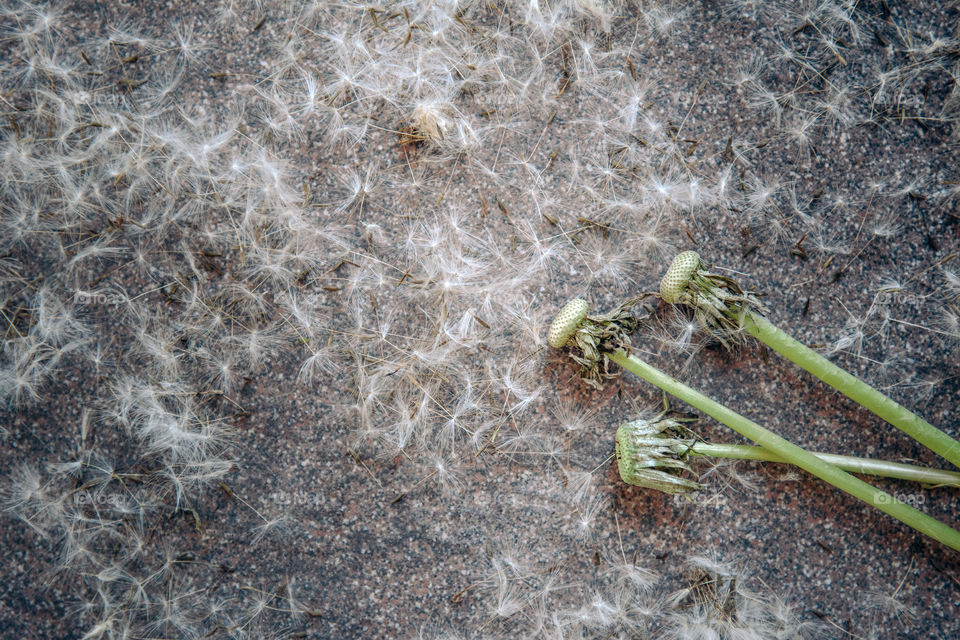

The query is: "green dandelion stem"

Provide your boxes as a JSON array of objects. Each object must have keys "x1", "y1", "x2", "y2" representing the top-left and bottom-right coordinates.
[
  {"x1": 677, "y1": 442, "x2": 960, "y2": 487},
  {"x1": 741, "y1": 312, "x2": 960, "y2": 470},
  {"x1": 607, "y1": 349, "x2": 960, "y2": 551}
]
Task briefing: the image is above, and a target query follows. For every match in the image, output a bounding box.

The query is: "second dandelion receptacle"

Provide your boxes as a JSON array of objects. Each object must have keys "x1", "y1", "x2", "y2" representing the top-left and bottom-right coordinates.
[{"x1": 659, "y1": 250, "x2": 960, "y2": 470}]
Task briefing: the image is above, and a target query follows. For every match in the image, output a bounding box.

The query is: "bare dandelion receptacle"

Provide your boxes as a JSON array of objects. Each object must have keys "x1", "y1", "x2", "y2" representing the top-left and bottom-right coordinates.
[
  {"x1": 659, "y1": 250, "x2": 702, "y2": 304},
  {"x1": 548, "y1": 298, "x2": 589, "y2": 348}
]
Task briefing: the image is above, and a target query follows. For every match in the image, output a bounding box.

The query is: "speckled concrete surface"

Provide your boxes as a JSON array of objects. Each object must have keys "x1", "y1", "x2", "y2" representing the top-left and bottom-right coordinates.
[{"x1": 1, "y1": 1, "x2": 958, "y2": 638}]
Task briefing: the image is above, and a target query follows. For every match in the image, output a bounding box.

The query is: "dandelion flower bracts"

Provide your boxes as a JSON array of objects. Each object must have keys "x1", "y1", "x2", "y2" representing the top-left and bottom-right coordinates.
[
  {"x1": 615, "y1": 412, "x2": 700, "y2": 494},
  {"x1": 547, "y1": 297, "x2": 645, "y2": 388},
  {"x1": 659, "y1": 251, "x2": 767, "y2": 348}
]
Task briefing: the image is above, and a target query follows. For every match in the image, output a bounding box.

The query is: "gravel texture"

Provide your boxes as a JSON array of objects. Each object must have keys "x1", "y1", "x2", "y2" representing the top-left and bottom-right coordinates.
[{"x1": 1, "y1": 1, "x2": 959, "y2": 639}]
